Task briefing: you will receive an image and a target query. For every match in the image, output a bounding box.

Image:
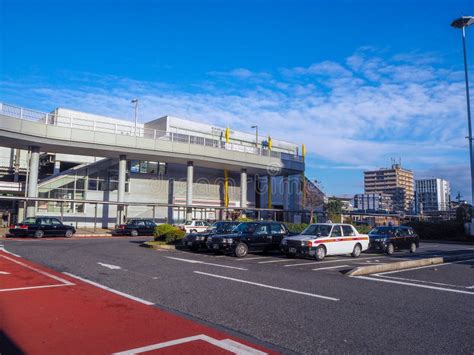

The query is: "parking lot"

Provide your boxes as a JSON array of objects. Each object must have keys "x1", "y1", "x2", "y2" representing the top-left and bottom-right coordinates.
[{"x1": 1, "y1": 237, "x2": 473, "y2": 354}]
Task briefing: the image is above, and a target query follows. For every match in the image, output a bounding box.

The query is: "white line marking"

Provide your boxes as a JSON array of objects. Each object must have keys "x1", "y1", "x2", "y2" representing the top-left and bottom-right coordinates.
[
  {"x1": 312, "y1": 265, "x2": 349, "y2": 271},
  {"x1": 194, "y1": 271, "x2": 339, "y2": 301},
  {"x1": 63, "y1": 272, "x2": 154, "y2": 305},
  {"x1": 235, "y1": 257, "x2": 270, "y2": 261},
  {"x1": 283, "y1": 256, "x2": 380, "y2": 267},
  {"x1": 258, "y1": 258, "x2": 292, "y2": 264},
  {"x1": 98, "y1": 262, "x2": 122, "y2": 270},
  {"x1": 114, "y1": 334, "x2": 267, "y2": 355},
  {"x1": 0, "y1": 284, "x2": 72, "y2": 292},
  {"x1": 376, "y1": 274, "x2": 470, "y2": 289},
  {"x1": 0, "y1": 254, "x2": 73, "y2": 285},
  {"x1": 376, "y1": 258, "x2": 474, "y2": 275},
  {"x1": 0, "y1": 247, "x2": 21, "y2": 257},
  {"x1": 166, "y1": 256, "x2": 248, "y2": 271},
  {"x1": 467, "y1": 286, "x2": 474, "y2": 289},
  {"x1": 0, "y1": 271, "x2": 10, "y2": 274},
  {"x1": 354, "y1": 276, "x2": 474, "y2": 295}
]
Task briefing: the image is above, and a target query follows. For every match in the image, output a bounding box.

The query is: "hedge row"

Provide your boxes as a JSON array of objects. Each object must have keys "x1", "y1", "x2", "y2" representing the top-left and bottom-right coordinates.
[
  {"x1": 405, "y1": 221, "x2": 466, "y2": 240},
  {"x1": 154, "y1": 224, "x2": 186, "y2": 244}
]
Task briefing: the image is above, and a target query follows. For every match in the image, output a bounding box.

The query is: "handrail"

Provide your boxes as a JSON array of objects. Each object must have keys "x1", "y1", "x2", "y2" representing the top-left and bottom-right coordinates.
[{"x1": 0, "y1": 102, "x2": 304, "y2": 162}]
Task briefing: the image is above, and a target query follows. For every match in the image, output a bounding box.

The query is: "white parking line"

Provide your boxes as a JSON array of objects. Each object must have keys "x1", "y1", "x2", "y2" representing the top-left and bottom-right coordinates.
[
  {"x1": 354, "y1": 275, "x2": 474, "y2": 295},
  {"x1": 194, "y1": 271, "x2": 339, "y2": 301},
  {"x1": 375, "y1": 258, "x2": 474, "y2": 276},
  {"x1": 258, "y1": 258, "x2": 292, "y2": 264},
  {"x1": 235, "y1": 257, "x2": 270, "y2": 261},
  {"x1": 376, "y1": 274, "x2": 470, "y2": 289},
  {"x1": 63, "y1": 272, "x2": 154, "y2": 305},
  {"x1": 312, "y1": 265, "x2": 349, "y2": 271},
  {"x1": 283, "y1": 256, "x2": 380, "y2": 267},
  {"x1": 166, "y1": 257, "x2": 248, "y2": 271}
]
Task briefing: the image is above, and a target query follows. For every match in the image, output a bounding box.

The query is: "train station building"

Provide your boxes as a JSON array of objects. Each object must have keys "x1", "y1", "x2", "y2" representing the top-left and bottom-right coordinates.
[{"x1": 0, "y1": 103, "x2": 306, "y2": 227}]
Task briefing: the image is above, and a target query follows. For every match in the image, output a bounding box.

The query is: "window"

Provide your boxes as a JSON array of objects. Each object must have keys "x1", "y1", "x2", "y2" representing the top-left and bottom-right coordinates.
[
  {"x1": 22, "y1": 217, "x2": 37, "y2": 225},
  {"x1": 196, "y1": 221, "x2": 203, "y2": 226},
  {"x1": 39, "y1": 218, "x2": 52, "y2": 225},
  {"x1": 342, "y1": 225, "x2": 356, "y2": 236},
  {"x1": 270, "y1": 223, "x2": 285, "y2": 235},
  {"x1": 135, "y1": 220, "x2": 146, "y2": 226},
  {"x1": 51, "y1": 218, "x2": 62, "y2": 225},
  {"x1": 301, "y1": 224, "x2": 332, "y2": 236},
  {"x1": 146, "y1": 221, "x2": 156, "y2": 227},
  {"x1": 331, "y1": 226, "x2": 342, "y2": 237},
  {"x1": 255, "y1": 225, "x2": 269, "y2": 235}
]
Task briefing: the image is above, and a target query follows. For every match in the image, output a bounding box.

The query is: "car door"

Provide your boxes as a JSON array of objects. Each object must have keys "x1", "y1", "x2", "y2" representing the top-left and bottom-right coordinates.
[
  {"x1": 341, "y1": 225, "x2": 357, "y2": 253},
  {"x1": 50, "y1": 218, "x2": 67, "y2": 236},
  {"x1": 38, "y1": 218, "x2": 55, "y2": 236},
  {"x1": 145, "y1": 220, "x2": 156, "y2": 235},
  {"x1": 135, "y1": 220, "x2": 146, "y2": 234},
  {"x1": 269, "y1": 223, "x2": 287, "y2": 248},
  {"x1": 252, "y1": 224, "x2": 270, "y2": 251},
  {"x1": 327, "y1": 225, "x2": 343, "y2": 255}
]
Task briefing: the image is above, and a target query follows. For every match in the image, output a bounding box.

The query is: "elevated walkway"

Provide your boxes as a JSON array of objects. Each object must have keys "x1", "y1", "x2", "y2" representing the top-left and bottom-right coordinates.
[{"x1": 0, "y1": 103, "x2": 304, "y2": 175}]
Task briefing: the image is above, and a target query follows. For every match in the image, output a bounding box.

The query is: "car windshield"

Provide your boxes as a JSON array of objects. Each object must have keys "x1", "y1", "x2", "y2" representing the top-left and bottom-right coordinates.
[
  {"x1": 369, "y1": 227, "x2": 396, "y2": 235},
  {"x1": 233, "y1": 223, "x2": 258, "y2": 234},
  {"x1": 300, "y1": 224, "x2": 332, "y2": 236},
  {"x1": 21, "y1": 217, "x2": 37, "y2": 225},
  {"x1": 217, "y1": 223, "x2": 238, "y2": 233},
  {"x1": 185, "y1": 221, "x2": 193, "y2": 225}
]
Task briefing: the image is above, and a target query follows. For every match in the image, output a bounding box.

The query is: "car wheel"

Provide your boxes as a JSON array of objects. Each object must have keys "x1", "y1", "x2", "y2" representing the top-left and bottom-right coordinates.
[
  {"x1": 409, "y1": 242, "x2": 417, "y2": 253},
  {"x1": 130, "y1": 230, "x2": 138, "y2": 237},
  {"x1": 314, "y1": 245, "x2": 326, "y2": 261},
  {"x1": 65, "y1": 230, "x2": 74, "y2": 238},
  {"x1": 34, "y1": 230, "x2": 44, "y2": 239},
  {"x1": 191, "y1": 229, "x2": 197, "y2": 233},
  {"x1": 386, "y1": 243, "x2": 395, "y2": 256},
  {"x1": 234, "y1": 242, "x2": 248, "y2": 258},
  {"x1": 351, "y1": 243, "x2": 362, "y2": 258}
]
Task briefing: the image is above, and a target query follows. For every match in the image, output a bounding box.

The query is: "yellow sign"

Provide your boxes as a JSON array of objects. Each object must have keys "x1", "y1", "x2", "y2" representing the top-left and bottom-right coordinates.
[
  {"x1": 225, "y1": 127, "x2": 230, "y2": 143},
  {"x1": 302, "y1": 144, "x2": 306, "y2": 158},
  {"x1": 268, "y1": 136, "x2": 272, "y2": 150}
]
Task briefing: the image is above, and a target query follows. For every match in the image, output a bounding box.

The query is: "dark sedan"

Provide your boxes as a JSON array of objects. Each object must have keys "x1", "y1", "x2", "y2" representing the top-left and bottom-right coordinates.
[
  {"x1": 183, "y1": 221, "x2": 239, "y2": 251},
  {"x1": 206, "y1": 221, "x2": 289, "y2": 257},
  {"x1": 8, "y1": 217, "x2": 76, "y2": 238},
  {"x1": 112, "y1": 219, "x2": 157, "y2": 236},
  {"x1": 369, "y1": 226, "x2": 419, "y2": 255}
]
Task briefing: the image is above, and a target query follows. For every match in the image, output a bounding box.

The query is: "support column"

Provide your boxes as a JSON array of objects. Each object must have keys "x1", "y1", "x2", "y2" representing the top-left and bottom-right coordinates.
[
  {"x1": 53, "y1": 160, "x2": 61, "y2": 175},
  {"x1": 116, "y1": 155, "x2": 127, "y2": 225},
  {"x1": 283, "y1": 175, "x2": 289, "y2": 222},
  {"x1": 26, "y1": 146, "x2": 40, "y2": 218},
  {"x1": 186, "y1": 161, "x2": 194, "y2": 221},
  {"x1": 267, "y1": 176, "x2": 272, "y2": 209},
  {"x1": 240, "y1": 169, "x2": 247, "y2": 208}
]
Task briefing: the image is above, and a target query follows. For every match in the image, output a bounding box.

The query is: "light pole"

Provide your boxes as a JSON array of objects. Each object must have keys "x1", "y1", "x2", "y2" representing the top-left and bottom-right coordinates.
[
  {"x1": 131, "y1": 99, "x2": 139, "y2": 136},
  {"x1": 251, "y1": 125, "x2": 259, "y2": 148},
  {"x1": 451, "y1": 16, "x2": 474, "y2": 235}
]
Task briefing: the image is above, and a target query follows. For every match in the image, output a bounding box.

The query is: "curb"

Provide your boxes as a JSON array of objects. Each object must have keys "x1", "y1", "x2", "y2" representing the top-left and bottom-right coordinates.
[
  {"x1": 141, "y1": 242, "x2": 176, "y2": 250},
  {"x1": 346, "y1": 253, "x2": 474, "y2": 276}
]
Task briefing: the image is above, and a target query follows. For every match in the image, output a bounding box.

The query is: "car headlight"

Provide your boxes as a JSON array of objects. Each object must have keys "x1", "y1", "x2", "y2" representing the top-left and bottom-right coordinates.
[
  {"x1": 301, "y1": 241, "x2": 306, "y2": 246},
  {"x1": 281, "y1": 239, "x2": 287, "y2": 245}
]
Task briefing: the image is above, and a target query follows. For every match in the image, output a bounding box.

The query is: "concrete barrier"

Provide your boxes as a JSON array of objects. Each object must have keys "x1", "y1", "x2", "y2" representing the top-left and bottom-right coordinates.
[{"x1": 346, "y1": 253, "x2": 474, "y2": 276}]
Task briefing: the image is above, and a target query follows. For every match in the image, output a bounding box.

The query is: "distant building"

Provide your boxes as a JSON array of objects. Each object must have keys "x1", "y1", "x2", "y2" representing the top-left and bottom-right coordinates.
[
  {"x1": 353, "y1": 193, "x2": 392, "y2": 212},
  {"x1": 364, "y1": 164, "x2": 414, "y2": 212},
  {"x1": 415, "y1": 178, "x2": 451, "y2": 212}
]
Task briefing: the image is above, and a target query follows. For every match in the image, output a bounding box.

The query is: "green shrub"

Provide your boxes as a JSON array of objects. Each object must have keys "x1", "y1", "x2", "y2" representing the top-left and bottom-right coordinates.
[
  {"x1": 164, "y1": 228, "x2": 186, "y2": 244},
  {"x1": 285, "y1": 223, "x2": 309, "y2": 234},
  {"x1": 154, "y1": 224, "x2": 175, "y2": 238},
  {"x1": 236, "y1": 217, "x2": 254, "y2": 222},
  {"x1": 354, "y1": 225, "x2": 372, "y2": 234}
]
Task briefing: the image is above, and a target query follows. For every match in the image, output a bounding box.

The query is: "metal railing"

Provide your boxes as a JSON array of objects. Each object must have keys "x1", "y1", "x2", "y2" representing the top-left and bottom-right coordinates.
[{"x1": 0, "y1": 102, "x2": 304, "y2": 162}]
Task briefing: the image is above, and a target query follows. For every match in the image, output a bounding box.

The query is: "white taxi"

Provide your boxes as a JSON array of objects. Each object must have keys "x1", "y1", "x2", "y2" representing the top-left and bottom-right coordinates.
[
  {"x1": 280, "y1": 223, "x2": 369, "y2": 261},
  {"x1": 178, "y1": 220, "x2": 211, "y2": 234}
]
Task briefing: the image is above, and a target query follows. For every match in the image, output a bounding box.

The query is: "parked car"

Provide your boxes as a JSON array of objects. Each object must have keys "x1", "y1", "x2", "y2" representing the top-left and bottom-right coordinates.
[
  {"x1": 280, "y1": 223, "x2": 370, "y2": 261},
  {"x1": 8, "y1": 217, "x2": 76, "y2": 238},
  {"x1": 206, "y1": 221, "x2": 289, "y2": 257},
  {"x1": 178, "y1": 220, "x2": 211, "y2": 234},
  {"x1": 368, "y1": 226, "x2": 419, "y2": 255},
  {"x1": 113, "y1": 218, "x2": 157, "y2": 236},
  {"x1": 183, "y1": 221, "x2": 239, "y2": 251}
]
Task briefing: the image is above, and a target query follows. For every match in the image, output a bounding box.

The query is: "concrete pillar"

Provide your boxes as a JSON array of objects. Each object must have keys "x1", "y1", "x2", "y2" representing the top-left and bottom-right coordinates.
[
  {"x1": 116, "y1": 155, "x2": 127, "y2": 225},
  {"x1": 283, "y1": 175, "x2": 289, "y2": 222},
  {"x1": 240, "y1": 169, "x2": 247, "y2": 208},
  {"x1": 26, "y1": 146, "x2": 40, "y2": 218},
  {"x1": 186, "y1": 161, "x2": 193, "y2": 221}
]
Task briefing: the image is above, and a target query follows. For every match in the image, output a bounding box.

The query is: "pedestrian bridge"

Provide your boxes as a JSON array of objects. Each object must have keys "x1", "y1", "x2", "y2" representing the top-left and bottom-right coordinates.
[{"x1": 0, "y1": 103, "x2": 304, "y2": 175}]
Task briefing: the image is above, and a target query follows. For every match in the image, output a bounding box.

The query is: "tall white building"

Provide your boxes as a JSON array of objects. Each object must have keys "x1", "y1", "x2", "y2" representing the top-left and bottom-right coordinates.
[{"x1": 415, "y1": 178, "x2": 451, "y2": 212}]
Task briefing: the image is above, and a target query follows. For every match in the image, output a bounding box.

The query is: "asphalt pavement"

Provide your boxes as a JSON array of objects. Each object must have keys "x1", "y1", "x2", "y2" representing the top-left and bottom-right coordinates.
[{"x1": 2, "y1": 237, "x2": 473, "y2": 354}]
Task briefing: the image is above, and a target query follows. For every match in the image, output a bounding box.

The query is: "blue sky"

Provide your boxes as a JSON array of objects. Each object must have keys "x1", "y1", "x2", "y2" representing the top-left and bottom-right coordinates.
[{"x1": 1, "y1": 0, "x2": 473, "y2": 201}]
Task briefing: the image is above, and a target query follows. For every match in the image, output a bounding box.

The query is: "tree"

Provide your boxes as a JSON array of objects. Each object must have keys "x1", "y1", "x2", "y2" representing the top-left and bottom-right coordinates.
[
  {"x1": 326, "y1": 198, "x2": 343, "y2": 223},
  {"x1": 302, "y1": 177, "x2": 325, "y2": 223},
  {"x1": 456, "y1": 203, "x2": 472, "y2": 223}
]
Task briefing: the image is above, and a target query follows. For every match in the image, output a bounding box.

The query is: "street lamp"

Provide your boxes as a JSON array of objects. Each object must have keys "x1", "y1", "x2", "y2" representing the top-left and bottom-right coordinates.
[
  {"x1": 251, "y1": 125, "x2": 259, "y2": 148},
  {"x1": 131, "y1": 99, "x2": 139, "y2": 136},
  {"x1": 451, "y1": 16, "x2": 474, "y2": 236}
]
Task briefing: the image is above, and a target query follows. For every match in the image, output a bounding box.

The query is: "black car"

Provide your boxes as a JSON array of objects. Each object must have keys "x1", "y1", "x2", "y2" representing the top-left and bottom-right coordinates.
[
  {"x1": 183, "y1": 221, "x2": 239, "y2": 251},
  {"x1": 8, "y1": 217, "x2": 76, "y2": 238},
  {"x1": 113, "y1": 218, "x2": 157, "y2": 236},
  {"x1": 206, "y1": 221, "x2": 289, "y2": 257},
  {"x1": 369, "y1": 226, "x2": 419, "y2": 255}
]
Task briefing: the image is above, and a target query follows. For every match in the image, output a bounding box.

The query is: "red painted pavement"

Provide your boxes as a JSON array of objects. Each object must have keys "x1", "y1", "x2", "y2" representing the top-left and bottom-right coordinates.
[{"x1": 0, "y1": 250, "x2": 274, "y2": 354}]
